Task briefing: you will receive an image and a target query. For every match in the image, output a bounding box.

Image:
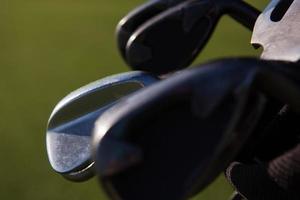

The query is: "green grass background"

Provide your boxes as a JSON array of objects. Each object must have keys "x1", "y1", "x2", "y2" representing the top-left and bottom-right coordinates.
[{"x1": 0, "y1": 0, "x2": 268, "y2": 199}]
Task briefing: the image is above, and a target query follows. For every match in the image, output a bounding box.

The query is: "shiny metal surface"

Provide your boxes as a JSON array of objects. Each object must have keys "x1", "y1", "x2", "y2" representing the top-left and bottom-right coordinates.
[
  {"x1": 46, "y1": 71, "x2": 158, "y2": 181},
  {"x1": 251, "y1": 0, "x2": 300, "y2": 61}
]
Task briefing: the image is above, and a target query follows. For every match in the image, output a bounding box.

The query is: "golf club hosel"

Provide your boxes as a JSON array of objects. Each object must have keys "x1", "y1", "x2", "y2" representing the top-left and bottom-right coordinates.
[
  {"x1": 216, "y1": 0, "x2": 260, "y2": 30},
  {"x1": 226, "y1": 1, "x2": 260, "y2": 30}
]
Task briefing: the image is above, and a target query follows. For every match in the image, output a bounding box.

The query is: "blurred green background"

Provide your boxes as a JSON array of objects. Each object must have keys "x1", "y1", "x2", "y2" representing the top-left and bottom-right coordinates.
[{"x1": 0, "y1": 0, "x2": 268, "y2": 199}]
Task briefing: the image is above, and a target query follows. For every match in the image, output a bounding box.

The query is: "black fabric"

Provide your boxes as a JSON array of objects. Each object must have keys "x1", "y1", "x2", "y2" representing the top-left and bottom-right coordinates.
[
  {"x1": 226, "y1": 162, "x2": 298, "y2": 200},
  {"x1": 225, "y1": 108, "x2": 300, "y2": 200},
  {"x1": 268, "y1": 144, "x2": 300, "y2": 195}
]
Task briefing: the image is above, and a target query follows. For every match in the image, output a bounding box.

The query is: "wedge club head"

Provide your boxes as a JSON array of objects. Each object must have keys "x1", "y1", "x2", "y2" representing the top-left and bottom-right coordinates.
[
  {"x1": 125, "y1": 0, "x2": 260, "y2": 74},
  {"x1": 91, "y1": 58, "x2": 290, "y2": 199},
  {"x1": 46, "y1": 71, "x2": 159, "y2": 182}
]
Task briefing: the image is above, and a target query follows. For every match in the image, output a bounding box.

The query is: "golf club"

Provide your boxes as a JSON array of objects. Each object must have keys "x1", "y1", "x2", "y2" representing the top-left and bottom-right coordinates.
[
  {"x1": 123, "y1": 0, "x2": 260, "y2": 74},
  {"x1": 46, "y1": 71, "x2": 159, "y2": 182},
  {"x1": 224, "y1": 2, "x2": 300, "y2": 198},
  {"x1": 251, "y1": 0, "x2": 299, "y2": 62},
  {"x1": 92, "y1": 58, "x2": 300, "y2": 199}
]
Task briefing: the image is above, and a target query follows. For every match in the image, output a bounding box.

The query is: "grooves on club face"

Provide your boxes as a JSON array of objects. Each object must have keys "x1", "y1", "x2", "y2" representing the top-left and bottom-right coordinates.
[
  {"x1": 91, "y1": 58, "x2": 296, "y2": 199},
  {"x1": 125, "y1": 0, "x2": 260, "y2": 74},
  {"x1": 46, "y1": 71, "x2": 159, "y2": 182},
  {"x1": 116, "y1": 0, "x2": 185, "y2": 60}
]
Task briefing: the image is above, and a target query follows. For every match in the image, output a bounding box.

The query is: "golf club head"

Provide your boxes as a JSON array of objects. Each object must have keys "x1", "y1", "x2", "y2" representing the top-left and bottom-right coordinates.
[
  {"x1": 125, "y1": 0, "x2": 216, "y2": 74},
  {"x1": 92, "y1": 58, "x2": 275, "y2": 199},
  {"x1": 251, "y1": 0, "x2": 300, "y2": 61},
  {"x1": 125, "y1": 0, "x2": 260, "y2": 74},
  {"x1": 116, "y1": 0, "x2": 184, "y2": 60},
  {"x1": 46, "y1": 71, "x2": 159, "y2": 182}
]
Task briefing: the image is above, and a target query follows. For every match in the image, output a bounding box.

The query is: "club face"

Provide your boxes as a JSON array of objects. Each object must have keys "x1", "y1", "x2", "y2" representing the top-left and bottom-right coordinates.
[
  {"x1": 92, "y1": 59, "x2": 267, "y2": 199},
  {"x1": 116, "y1": 0, "x2": 186, "y2": 60},
  {"x1": 46, "y1": 71, "x2": 158, "y2": 181},
  {"x1": 125, "y1": 0, "x2": 218, "y2": 74}
]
